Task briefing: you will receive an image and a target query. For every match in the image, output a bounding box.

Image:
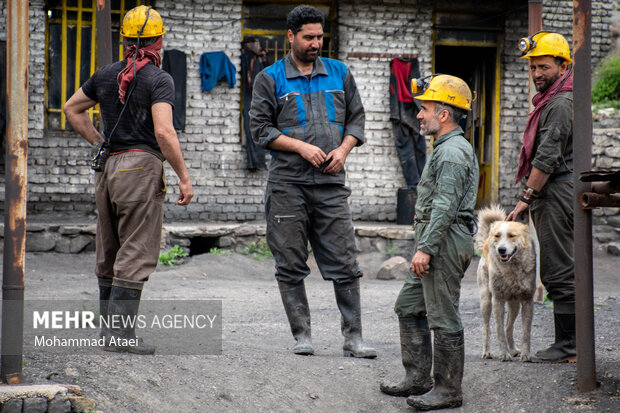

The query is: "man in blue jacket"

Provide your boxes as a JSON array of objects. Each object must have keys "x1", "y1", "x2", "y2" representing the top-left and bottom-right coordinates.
[{"x1": 250, "y1": 5, "x2": 375, "y2": 358}]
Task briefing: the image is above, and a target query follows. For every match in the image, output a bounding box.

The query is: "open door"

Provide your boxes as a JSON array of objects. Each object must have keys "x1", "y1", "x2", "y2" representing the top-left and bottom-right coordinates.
[{"x1": 432, "y1": 13, "x2": 502, "y2": 206}]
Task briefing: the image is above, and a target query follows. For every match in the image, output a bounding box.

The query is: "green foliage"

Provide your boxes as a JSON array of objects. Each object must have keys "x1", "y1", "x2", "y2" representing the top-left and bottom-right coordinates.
[
  {"x1": 209, "y1": 247, "x2": 231, "y2": 255},
  {"x1": 241, "y1": 238, "x2": 273, "y2": 262},
  {"x1": 158, "y1": 245, "x2": 189, "y2": 267},
  {"x1": 382, "y1": 239, "x2": 400, "y2": 257},
  {"x1": 592, "y1": 52, "x2": 620, "y2": 103}
]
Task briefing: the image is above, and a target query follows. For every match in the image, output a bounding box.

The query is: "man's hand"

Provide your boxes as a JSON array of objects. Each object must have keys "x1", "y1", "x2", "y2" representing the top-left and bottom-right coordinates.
[
  {"x1": 507, "y1": 200, "x2": 529, "y2": 221},
  {"x1": 323, "y1": 146, "x2": 347, "y2": 174},
  {"x1": 176, "y1": 178, "x2": 193, "y2": 206},
  {"x1": 298, "y1": 142, "x2": 327, "y2": 168},
  {"x1": 411, "y1": 250, "x2": 431, "y2": 279}
]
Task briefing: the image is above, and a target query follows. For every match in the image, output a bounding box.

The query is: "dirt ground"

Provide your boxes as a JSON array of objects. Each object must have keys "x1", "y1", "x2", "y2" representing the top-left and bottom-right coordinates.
[{"x1": 10, "y1": 249, "x2": 620, "y2": 412}]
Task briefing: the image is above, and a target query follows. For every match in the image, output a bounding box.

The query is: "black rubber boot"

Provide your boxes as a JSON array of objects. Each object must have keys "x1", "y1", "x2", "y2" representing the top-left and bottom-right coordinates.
[
  {"x1": 97, "y1": 278, "x2": 113, "y2": 340},
  {"x1": 103, "y1": 286, "x2": 155, "y2": 355},
  {"x1": 278, "y1": 280, "x2": 314, "y2": 355},
  {"x1": 532, "y1": 313, "x2": 576, "y2": 363},
  {"x1": 333, "y1": 279, "x2": 377, "y2": 358},
  {"x1": 407, "y1": 330, "x2": 464, "y2": 411},
  {"x1": 380, "y1": 316, "x2": 432, "y2": 396}
]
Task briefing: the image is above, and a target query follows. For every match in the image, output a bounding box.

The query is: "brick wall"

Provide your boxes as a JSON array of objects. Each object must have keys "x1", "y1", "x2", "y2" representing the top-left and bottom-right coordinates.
[{"x1": 0, "y1": 0, "x2": 615, "y2": 225}]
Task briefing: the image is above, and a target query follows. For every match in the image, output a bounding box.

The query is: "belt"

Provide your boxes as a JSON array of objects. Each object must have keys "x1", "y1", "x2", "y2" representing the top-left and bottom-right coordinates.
[
  {"x1": 414, "y1": 215, "x2": 473, "y2": 225},
  {"x1": 548, "y1": 172, "x2": 573, "y2": 182}
]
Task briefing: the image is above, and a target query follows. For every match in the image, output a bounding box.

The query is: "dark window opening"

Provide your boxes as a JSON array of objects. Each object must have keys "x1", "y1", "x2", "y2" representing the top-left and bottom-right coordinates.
[{"x1": 188, "y1": 236, "x2": 220, "y2": 256}]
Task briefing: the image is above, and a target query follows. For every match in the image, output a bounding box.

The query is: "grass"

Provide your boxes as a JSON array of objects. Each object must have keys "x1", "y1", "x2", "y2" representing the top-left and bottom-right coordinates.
[
  {"x1": 241, "y1": 238, "x2": 273, "y2": 262},
  {"x1": 382, "y1": 239, "x2": 400, "y2": 257},
  {"x1": 209, "y1": 247, "x2": 232, "y2": 255},
  {"x1": 592, "y1": 52, "x2": 620, "y2": 104},
  {"x1": 158, "y1": 245, "x2": 189, "y2": 267}
]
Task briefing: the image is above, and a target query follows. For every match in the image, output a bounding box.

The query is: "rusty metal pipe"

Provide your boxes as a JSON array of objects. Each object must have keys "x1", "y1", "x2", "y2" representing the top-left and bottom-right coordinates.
[
  {"x1": 581, "y1": 193, "x2": 620, "y2": 209},
  {"x1": 1, "y1": 0, "x2": 29, "y2": 385},
  {"x1": 96, "y1": 0, "x2": 113, "y2": 67},
  {"x1": 591, "y1": 181, "x2": 620, "y2": 194},
  {"x1": 573, "y1": 0, "x2": 597, "y2": 393}
]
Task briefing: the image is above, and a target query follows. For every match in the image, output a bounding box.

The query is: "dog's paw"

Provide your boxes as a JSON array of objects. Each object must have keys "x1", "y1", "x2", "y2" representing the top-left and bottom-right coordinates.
[
  {"x1": 520, "y1": 353, "x2": 532, "y2": 362},
  {"x1": 499, "y1": 353, "x2": 513, "y2": 362},
  {"x1": 481, "y1": 352, "x2": 493, "y2": 359}
]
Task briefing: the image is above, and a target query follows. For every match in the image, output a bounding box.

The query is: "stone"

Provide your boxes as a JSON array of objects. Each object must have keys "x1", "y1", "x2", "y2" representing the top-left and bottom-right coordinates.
[
  {"x1": 607, "y1": 243, "x2": 620, "y2": 256},
  {"x1": 68, "y1": 396, "x2": 96, "y2": 413},
  {"x1": 0, "y1": 398, "x2": 23, "y2": 413},
  {"x1": 26, "y1": 231, "x2": 57, "y2": 252},
  {"x1": 47, "y1": 395, "x2": 71, "y2": 413},
  {"x1": 376, "y1": 256, "x2": 410, "y2": 280},
  {"x1": 22, "y1": 397, "x2": 48, "y2": 413}
]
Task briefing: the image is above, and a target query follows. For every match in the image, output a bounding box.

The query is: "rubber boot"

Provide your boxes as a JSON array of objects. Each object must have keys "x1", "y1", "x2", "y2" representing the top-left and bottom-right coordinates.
[
  {"x1": 380, "y1": 316, "x2": 433, "y2": 396},
  {"x1": 98, "y1": 278, "x2": 113, "y2": 340},
  {"x1": 407, "y1": 330, "x2": 464, "y2": 411},
  {"x1": 333, "y1": 279, "x2": 377, "y2": 358},
  {"x1": 103, "y1": 286, "x2": 155, "y2": 355},
  {"x1": 532, "y1": 312, "x2": 576, "y2": 363},
  {"x1": 278, "y1": 280, "x2": 314, "y2": 355}
]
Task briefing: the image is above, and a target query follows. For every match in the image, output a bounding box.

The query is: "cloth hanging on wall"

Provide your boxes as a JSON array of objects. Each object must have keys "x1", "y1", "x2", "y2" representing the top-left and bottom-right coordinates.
[
  {"x1": 199, "y1": 51, "x2": 236, "y2": 92},
  {"x1": 162, "y1": 49, "x2": 187, "y2": 131},
  {"x1": 390, "y1": 57, "x2": 426, "y2": 187},
  {"x1": 240, "y1": 38, "x2": 268, "y2": 170}
]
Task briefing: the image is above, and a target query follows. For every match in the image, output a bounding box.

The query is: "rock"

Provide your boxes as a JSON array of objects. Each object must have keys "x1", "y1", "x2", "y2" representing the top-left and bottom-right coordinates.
[
  {"x1": 0, "y1": 398, "x2": 23, "y2": 413},
  {"x1": 26, "y1": 231, "x2": 57, "y2": 252},
  {"x1": 22, "y1": 397, "x2": 47, "y2": 413},
  {"x1": 48, "y1": 395, "x2": 71, "y2": 413},
  {"x1": 376, "y1": 256, "x2": 410, "y2": 280},
  {"x1": 68, "y1": 396, "x2": 97, "y2": 413},
  {"x1": 606, "y1": 243, "x2": 620, "y2": 256},
  {"x1": 55, "y1": 235, "x2": 92, "y2": 253}
]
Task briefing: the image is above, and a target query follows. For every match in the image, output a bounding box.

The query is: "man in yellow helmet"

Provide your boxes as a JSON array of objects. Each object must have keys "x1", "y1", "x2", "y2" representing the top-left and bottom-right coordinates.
[
  {"x1": 380, "y1": 74, "x2": 478, "y2": 411},
  {"x1": 507, "y1": 31, "x2": 575, "y2": 363},
  {"x1": 63, "y1": 6, "x2": 193, "y2": 354}
]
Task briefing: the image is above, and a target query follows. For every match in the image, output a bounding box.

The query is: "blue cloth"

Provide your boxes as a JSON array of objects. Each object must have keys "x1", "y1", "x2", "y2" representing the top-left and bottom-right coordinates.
[{"x1": 200, "y1": 52, "x2": 236, "y2": 92}]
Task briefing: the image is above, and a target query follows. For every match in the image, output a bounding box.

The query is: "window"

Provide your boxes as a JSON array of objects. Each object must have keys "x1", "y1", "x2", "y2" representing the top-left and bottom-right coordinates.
[
  {"x1": 242, "y1": 1, "x2": 337, "y2": 63},
  {"x1": 45, "y1": 0, "x2": 149, "y2": 130}
]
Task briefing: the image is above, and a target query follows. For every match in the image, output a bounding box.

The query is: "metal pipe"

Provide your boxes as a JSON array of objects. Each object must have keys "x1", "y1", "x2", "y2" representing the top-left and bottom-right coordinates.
[
  {"x1": 591, "y1": 181, "x2": 620, "y2": 195},
  {"x1": 581, "y1": 193, "x2": 620, "y2": 209},
  {"x1": 96, "y1": 0, "x2": 113, "y2": 67},
  {"x1": 1, "y1": 0, "x2": 29, "y2": 385},
  {"x1": 573, "y1": 0, "x2": 597, "y2": 393}
]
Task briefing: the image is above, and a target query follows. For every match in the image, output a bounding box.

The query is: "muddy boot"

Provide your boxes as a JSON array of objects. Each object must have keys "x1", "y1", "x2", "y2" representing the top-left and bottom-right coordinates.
[
  {"x1": 333, "y1": 279, "x2": 377, "y2": 359},
  {"x1": 103, "y1": 286, "x2": 155, "y2": 355},
  {"x1": 380, "y1": 316, "x2": 432, "y2": 396},
  {"x1": 278, "y1": 280, "x2": 314, "y2": 355},
  {"x1": 98, "y1": 278, "x2": 113, "y2": 340},
  {"x1": 532, "y1": 312, "x2": 576, "y2": 363},
  {"x1": 407, "y1": 330, "x2": 464, "y2": 411}
]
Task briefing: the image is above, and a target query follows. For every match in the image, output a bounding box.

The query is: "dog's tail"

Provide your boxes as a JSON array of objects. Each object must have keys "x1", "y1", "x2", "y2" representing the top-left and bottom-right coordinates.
[{"x1": 475, "y1": 204, "x2": 507, "y2": 252}]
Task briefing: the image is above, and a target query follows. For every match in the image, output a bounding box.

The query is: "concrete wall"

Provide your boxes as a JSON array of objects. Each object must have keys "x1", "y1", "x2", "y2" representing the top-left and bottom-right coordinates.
[{"x1": 0, "y1": 0, "x2": 615, "y2": 227}]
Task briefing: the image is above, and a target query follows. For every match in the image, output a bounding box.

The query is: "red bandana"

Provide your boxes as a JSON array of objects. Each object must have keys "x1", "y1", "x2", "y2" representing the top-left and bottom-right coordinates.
[
  {"x1": 117, "y1": 36, "x2": 163, "y2": 103},
  {"x1": 515, "y1": 70, "x2": 573, "y2": 184}
]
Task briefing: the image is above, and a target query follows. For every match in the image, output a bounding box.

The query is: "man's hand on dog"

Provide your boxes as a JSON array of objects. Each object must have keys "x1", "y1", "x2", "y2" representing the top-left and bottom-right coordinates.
[
  {"x1": 411, "y1": 250, "x2": 431, "y2": 279},
  {"x1": 507, "y1": 200, "x2": 529, "y2": 222}
]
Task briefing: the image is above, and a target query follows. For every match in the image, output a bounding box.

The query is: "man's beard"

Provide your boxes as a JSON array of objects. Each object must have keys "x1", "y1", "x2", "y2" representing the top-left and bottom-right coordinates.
[
  {"x1": 294, "y1": 47, "x2": 320, "y2": 63},
  {"x1": 535, "y1": 73, "x2": 560, "y2": 92},
  {"x1": 421, "y1": 118, "x2": 440, "y2": 136}
]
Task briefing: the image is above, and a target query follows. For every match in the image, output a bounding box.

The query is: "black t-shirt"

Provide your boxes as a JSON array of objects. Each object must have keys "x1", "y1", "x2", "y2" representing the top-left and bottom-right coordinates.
[{"x1": 81, "y1": 60, "x2": 175, "y2": 154}]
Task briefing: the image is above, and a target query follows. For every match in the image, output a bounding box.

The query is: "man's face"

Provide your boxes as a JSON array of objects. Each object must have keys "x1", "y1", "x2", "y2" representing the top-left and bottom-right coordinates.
[
  {"x1": 288, "y1": 23, "x2": 323, "y2": 63},
  {"x1": 529, "y1": 55, "x2": 567, "y2": 92},
  {"x1": 416, "y1": 101, "x2": 442, "y2": 137}
]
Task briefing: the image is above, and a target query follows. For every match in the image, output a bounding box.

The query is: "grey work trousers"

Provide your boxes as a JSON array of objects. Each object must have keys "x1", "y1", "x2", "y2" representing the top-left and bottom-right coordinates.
[
  {"x1": 531, "y1": 180, "x2": 575, "y2": 313},
  {"x1": 95, "y1": 150, "x2": 166, "y2": 290},
  {"x1": 393, "y1": 222, "x2": 473, "y2": 332},
  {"x1": 265, "y1": 182, "x2": 362, "y2": 284}
]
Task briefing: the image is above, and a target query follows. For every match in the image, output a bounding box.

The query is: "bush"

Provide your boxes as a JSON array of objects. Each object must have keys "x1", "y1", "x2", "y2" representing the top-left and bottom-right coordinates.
[{"x1": 592, "y1": 52, "x2": 620, "y2": 103}]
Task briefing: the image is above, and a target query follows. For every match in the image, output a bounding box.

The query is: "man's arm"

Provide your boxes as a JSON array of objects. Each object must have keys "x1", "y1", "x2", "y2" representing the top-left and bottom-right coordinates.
[
  {"x1": 268, "y1": 134, "x2": 328, "y2": 169},
  {"x1": 152, "y1": 102, "x2": 193, "y2": 206},
  {"x1": 63, "y1": 88, "x2": 104, "y2": 146}
]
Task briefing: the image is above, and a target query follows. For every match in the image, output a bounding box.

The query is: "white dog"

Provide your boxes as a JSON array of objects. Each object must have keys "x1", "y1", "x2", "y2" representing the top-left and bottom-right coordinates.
[{"x1": 475, "y1": 205, "x2": 537, "y2": 362}]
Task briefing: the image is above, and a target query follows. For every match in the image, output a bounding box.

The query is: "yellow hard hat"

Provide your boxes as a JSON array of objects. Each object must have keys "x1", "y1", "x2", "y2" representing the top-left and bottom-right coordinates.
[
  {"x1": 518, "y1": 31, "x2": 572, "y2": 65},
  {"x1": 121, "y1": 5, "x2": 165, "y2": 38},
  {"x1": 412, "y1": 74, "x2": 473, "y2": 111}
]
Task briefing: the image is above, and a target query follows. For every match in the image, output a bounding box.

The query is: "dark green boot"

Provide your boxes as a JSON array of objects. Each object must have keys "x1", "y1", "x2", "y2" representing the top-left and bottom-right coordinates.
[
  {"x1": 97, "y1": 278, "x2": 113, "y2": 340},
  {"x1": 334, "y1": 279, "x2": 377, "y2": 358},
  {"x1": 532, "y1": 312, "x2": 576, "y2": 363},
  {"x1": 380, "y1": 316, "x2": 432, "y2": 396},
  {"x1": 103, "y1": 286, "x2": 155, "y2": 355},
  {"x1": 278, "y1": 280, "x2": 314, "y2": 355},
  {"x1": 407, "y1": 330, "x2": 464, "y2": 410}
]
